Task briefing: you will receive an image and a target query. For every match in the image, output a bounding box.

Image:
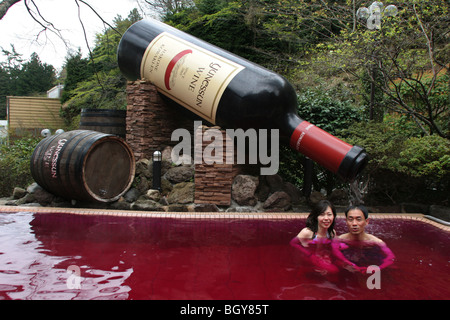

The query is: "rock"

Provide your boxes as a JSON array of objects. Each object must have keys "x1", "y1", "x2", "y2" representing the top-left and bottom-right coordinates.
[
  {"x1": 135, "y1": 158, "x2": 151, "y2": 178},
  {"x1": 131, "y1": 199, "x2": 164, "y2": 211},
  {"x1": 194, "y1": 203, "x2": 220, "y2": 212},
  {"x1": 160, "y1": 178, "x2": 173, "y2": 196},
  {"x1": 161, "y1": 146, "x2": 173, "y2": 162},
  {"x1": 283, "y1": 182, "x2": 304, "y2": 205},
  {"x1": 256, "y1": 177, "x2": 270, "y2": 202},
  {"x1": 167, "y1": 182, "x2": 194, "y2": 204},
  {"x1": 226, "y1": 206, "x2": 257, "y2": 213},
  {"x1": 309, "y1": 191, "x2": 326, "y2": 204},
  {"x1": 13, "y1": 187, "x2": 27, "y2": 199},
  {"x1": 165, "y1": 166, "x2": 194, "y2": 184},
  {"x1": 265, "y1": 174, "x2": 284, "y2": 193},
  {"x1": 33, "y1": 187, "x2": 56, "y2": 205},
  {"x1": 123, "y1": 188, "x2": 140, "y2": 203},
  {"x1": 263, "y1": 191, "x2": 292, "y2": 211},
  {"x1": 16, "y1": 193, "x2": 36, "y2": 205},
  {"x1": 27, "y1": 182, "x2": 41, "y2": 194},
  {"x1": 329, "y1": 189, "x2": 349, "y2": 206},
  {"x1": 111, "y1": 198, "x2": 131, "y2": 210},
  {"x1": 231, "y1": 175, "x2": 259, "y2": 206},
  {"x1": 136, "y1": 176, "x2": 151, "y2": 194},
  {"x1": 167, "y1": 204, "x2": 189, "y2": 212},
  {"x1": 146, "y1": 189, "x2": 161, "y2": 202}
]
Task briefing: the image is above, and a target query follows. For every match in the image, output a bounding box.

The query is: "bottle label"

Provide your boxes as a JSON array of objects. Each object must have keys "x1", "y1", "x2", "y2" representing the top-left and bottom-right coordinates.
[{"x1": 140, "y1": 32, "x2": 245, "y2": 124}]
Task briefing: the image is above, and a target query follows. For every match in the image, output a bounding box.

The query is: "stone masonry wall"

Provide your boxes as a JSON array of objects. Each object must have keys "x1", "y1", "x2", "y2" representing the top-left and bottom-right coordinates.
[
  {"x1": 126, "y1": 80, "x2": 192, "y2": 160},
  {"x1": 194, "y1": 125, "x2": 242, "y2": 206},
  {"x1": 126, "y1": 80, "x2": 241, "y2": 206}
]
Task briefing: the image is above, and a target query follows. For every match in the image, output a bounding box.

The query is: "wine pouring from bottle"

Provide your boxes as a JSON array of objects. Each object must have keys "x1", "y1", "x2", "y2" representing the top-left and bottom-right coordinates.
[{"x1": 117, "y1": 19, "x2": 368, "y2": 181}]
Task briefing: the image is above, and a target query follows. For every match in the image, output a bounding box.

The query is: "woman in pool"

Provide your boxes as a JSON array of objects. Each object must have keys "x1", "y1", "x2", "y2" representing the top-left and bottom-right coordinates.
[{"x1": 290, "y1": 200, "x2": 339, "y2": 274}]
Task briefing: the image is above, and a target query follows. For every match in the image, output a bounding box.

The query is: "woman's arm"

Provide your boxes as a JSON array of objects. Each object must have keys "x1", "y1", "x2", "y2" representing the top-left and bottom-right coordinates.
[{"x1": 289, "y1": 236, "x2": 313, "y2": 256}]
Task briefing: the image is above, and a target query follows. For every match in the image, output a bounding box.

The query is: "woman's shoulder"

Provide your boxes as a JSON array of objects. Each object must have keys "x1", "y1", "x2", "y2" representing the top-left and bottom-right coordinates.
[{"x1": 297, "y1": 227, "x2": 314, "y2": 239}]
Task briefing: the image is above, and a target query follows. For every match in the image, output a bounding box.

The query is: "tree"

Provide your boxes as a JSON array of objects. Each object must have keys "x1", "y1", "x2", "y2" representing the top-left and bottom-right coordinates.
[
  {"x1": 0, "y1": 47, "x2": 55, "y2": 118},
  {"x1": 60, "y1": 49, "x2": 92, "y2": 104},
  {"x1": 325, "y1": 0, "x2": 449, "y2": 139},
  {"x1": 60, "y1": 10, "x2": 142, "y2": 127}
]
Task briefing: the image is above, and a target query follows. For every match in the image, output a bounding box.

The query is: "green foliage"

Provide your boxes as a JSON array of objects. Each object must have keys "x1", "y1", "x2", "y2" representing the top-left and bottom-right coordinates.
[
  {"x1": 339, "y1": 121, "x2": 450, "y2": 204},
  {"x1": 0, "y1": 136, "x2": 41, "y2": 197},
  {"x1": 61, "y1": 10, "x2": 141, "y2": 126},
  {"x1": 60, "y1": 50, "x2": 93, "y2": 104},
  {"x1": 393, "y1": 135, "x2": 450, "y2": 179},
  {"x1": 296, "y1": 88, "x2": 364, "y2": 134}
]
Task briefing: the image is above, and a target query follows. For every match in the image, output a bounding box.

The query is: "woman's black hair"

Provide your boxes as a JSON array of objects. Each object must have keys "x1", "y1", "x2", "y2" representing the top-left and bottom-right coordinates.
[{"x1": 305, "y1": 200, "x2": 337, "y2": 237}]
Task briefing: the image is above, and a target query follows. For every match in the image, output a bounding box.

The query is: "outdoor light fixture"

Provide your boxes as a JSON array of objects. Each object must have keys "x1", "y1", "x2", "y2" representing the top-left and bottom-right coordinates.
[
  {"x1": 41, "y1": 129, "x2": 51, "y2": 137},
  {"x1": 356, "y1": 1, "x2": 398, "y2": 30},
  {"x1": 55, "y1": 129, "x2": 65, "y2": 135},
  {"x1": 152, "y1": 150, "x2": 162, "y2": 191}
]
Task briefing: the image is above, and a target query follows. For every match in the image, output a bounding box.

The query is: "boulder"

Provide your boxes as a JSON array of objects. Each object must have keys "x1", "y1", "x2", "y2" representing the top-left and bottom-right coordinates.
[
  {"x1": 309, "y1": 191, "x2": 326, "y2": 204},
  {"x1": 135, "y1": 158, "x2": 151, "y2": 178},
  {"x1": 167, "y1": 182, "x2": 194, "y2": 204},
  {"x1": 167, "y1": 204, "x2": 189, "y2": 212},
  {"x1": 123, "y1": 188, "x2": 140, "y2": 203},
  {"x1": 263, "y1": 191, "x2": 292, "y2": 211},
  {"x1": 226, "y1": 206, "x2": 257, "y2": 213},
  {"x1": 283, "y1": 182, "x2": 304, "y2": 205},
  {"x1": 32, "y1": 187, "x2": 56, "y2": 205},
  {"x1": 194, "y1": 203, "x2": 220, "y2": 212},
  {"x1": 256, "y1": 177, "x2": 270, "y2": 202},
  {"x1": 146, "y1": 189, "x2": 161, "y2": 202},
  {"x1": 131, "y1": 199, "x2": 164, "y2": 211},
  {"x1": 329, "y1": 189, "x2": 349, "y2": 206},
  {"x1": 231, "y1": 175, "x2": 259, "y2": 206},
  {"x1": 13, "y1": 187, "x2": 27, "y2": 199},
  {"x1": 165, "y1": 166, "x2": 194, "y2": 184},
  {"x1": 265, "y1": 174, "x2": 284, "y2": 193}
]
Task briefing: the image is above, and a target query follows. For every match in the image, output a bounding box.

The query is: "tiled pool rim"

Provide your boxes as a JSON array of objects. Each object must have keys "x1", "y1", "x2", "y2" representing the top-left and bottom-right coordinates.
[{"x1": 1, "y1": 205, "x2": 449, "y2": 232}]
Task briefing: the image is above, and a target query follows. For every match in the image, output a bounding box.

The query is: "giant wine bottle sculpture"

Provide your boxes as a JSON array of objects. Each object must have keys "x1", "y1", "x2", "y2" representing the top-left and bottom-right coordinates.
[{"x1": 117, "y1": 19, "x2": 367, "y2": 181}]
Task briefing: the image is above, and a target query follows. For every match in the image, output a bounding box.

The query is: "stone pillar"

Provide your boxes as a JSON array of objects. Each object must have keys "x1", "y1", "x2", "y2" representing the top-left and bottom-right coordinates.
[
  {"x1": 194, "y1": 125, "x2": 241, "y2": 206},
  {"x1": 125, "y1": 80, "x2": 191, "y2": 160}
]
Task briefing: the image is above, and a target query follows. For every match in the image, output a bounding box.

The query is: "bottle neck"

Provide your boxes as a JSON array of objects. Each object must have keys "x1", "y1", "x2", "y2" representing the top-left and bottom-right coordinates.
[{"x1": 278, "y1": 112, "x2": 367, "y2": 182}]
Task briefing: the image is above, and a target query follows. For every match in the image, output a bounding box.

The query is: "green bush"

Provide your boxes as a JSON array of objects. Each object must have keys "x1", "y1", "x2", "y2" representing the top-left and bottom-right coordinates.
[
  {"x1": 339, "y1": 121, "x2": 450, "y2": 205},
  {"x1": 0, "y1": 137, "x2": 40, "y2": 197}
]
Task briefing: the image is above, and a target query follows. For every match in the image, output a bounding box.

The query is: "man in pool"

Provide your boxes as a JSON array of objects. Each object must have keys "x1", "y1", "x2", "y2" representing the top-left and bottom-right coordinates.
[{"x1": 332, "y1": 205, "x2": 395, "y2": 273}]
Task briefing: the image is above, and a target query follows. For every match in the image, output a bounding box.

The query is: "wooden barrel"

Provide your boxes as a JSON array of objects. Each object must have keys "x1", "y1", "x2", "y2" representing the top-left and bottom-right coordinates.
[
  {"x1": 79, "y1": 109, "x2": 127, "y2": 138},
  {"x1": 30, "y1": 130, "x2": 135, "y2": 203}
]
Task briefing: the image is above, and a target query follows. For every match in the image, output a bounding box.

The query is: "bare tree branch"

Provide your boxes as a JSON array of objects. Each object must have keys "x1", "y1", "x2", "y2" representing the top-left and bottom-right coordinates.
[{"x1": 0, "y1": 0, "x2": 21, "y2": 20}]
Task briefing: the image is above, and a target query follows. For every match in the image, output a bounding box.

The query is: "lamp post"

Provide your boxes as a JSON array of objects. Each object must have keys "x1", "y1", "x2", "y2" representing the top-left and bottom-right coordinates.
[
  {"x1": 356, "y1": 2, "x2": 398, "y2": 120},
  {"x1": 152, "y1": 150, "x2": 162, "y2": 192}
]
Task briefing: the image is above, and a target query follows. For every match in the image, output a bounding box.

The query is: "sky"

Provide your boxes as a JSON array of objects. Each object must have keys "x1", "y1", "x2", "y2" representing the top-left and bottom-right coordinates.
[{"x1": 0, "y1": 0, "x2": 151, "y2": 72}]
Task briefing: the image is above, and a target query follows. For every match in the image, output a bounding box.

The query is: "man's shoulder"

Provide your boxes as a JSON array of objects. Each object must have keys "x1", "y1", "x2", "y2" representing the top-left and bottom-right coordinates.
[{"x1": 366, "y1": 233, "x2": 385, "y2": 243}]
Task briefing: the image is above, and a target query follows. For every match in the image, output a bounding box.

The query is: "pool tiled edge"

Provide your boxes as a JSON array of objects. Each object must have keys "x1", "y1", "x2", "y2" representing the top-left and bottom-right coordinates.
[{"x1": 1, "y1": 205, "x2": 449, "y2": 232}]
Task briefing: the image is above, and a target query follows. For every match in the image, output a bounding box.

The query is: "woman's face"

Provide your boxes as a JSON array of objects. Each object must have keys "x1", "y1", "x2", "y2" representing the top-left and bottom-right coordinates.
[{"x1": 318, "y1": 206, "x2": 334, "y2": 230}]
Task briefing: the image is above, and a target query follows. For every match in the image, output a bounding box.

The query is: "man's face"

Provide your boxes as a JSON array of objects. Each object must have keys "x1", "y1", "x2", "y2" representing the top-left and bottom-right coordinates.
[{"x1": 346, "y1": 209, "x2": 369, "y2": 235}]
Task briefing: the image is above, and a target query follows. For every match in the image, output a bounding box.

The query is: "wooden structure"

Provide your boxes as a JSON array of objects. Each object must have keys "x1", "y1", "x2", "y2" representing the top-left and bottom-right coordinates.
[{"x1": 7, "y1": 96, "x2": 65, "y2": 135}]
